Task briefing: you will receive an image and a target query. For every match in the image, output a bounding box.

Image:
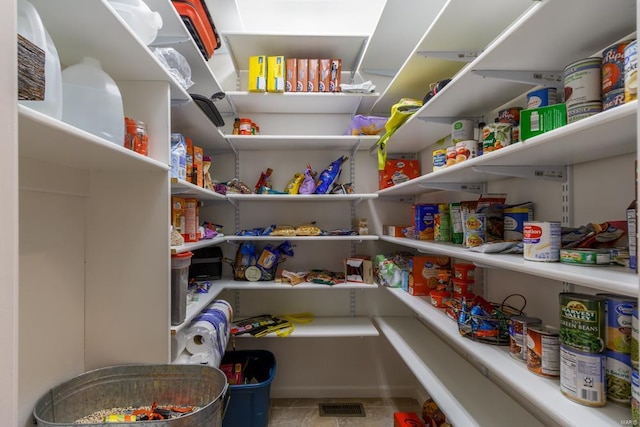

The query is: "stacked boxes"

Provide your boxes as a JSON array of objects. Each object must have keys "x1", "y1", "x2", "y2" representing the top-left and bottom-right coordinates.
[{"x1": 250, "y1": 56, "x2": 343, "y2": 93}]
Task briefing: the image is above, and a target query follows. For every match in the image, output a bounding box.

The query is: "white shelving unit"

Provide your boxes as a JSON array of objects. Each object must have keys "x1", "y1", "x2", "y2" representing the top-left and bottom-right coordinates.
[
  {"x1": 383, "y1": 288, "x2": 631, "y2": 426},
  {"x1": 226, "y1": 193, "x2": 377, "y2": 203},
  {"x1": 225, "y1": 135, "x2": 380, "y2": 152},
  {"x1": 170, "y1": 282, "x2": 228, "y2": 335},
  {"x1": 171, "y1": 236, "x2": 226, "y2": 255},
  {"x1": 170, "y1": 178, "x2": 228, "y2": 201},
  {"x1": 226, "y1": 235, "x2": 378, "y2": 242},
  {"x1": 224, "y1": 91, "x2": 379, "y2": 115},
  {"x1": 233, "y1": 316, "x2": 379, "y2": 338}
]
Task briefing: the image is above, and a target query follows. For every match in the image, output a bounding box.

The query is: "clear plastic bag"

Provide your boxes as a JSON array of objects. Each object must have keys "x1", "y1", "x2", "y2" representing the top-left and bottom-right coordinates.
[{"x1": 153, "y1": 47, "x2": 194, "y2": 90}]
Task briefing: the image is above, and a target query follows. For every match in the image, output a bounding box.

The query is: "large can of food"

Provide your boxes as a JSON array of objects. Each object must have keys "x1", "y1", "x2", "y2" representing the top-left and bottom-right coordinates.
[
  {"x1": 526, "y1": 325, "x2": 560, "y2": 377},
  {"x1": 564, "y1": 57, "x2": 602, "y2": 109},
  {"x1": 451, "y1": 119, "x2": 474, "y2": 143},
  {"x1": 625, "y1": 40, "x2": 638, "y2": 103},
  {"x1": 454, "y1": 139, "x2": 477, "y2": 163},
  {"x1": 598, "y1": 293, "x2": 637, "y2": 354},
  {"x1": 603, "y1": 87, "x2": 626, "y2": 111},
  {"x1": 602, "y1": 40, "x2": 633, "y2": 94},
  {"x1": 559, "y1": 293, "x2": 606, "y2": 353},
  {"x1": 509, "y1": 315, "x2": 542, "y2": 362},
  {"x1": 503, "y1": 205, "x2": 533, "y2": 241},
  {"x1": 606, "y1": 350, "x2": 632, "y2": 403},
  {"x1": 432, "y1": 148, "x2": 447, "y2": 171},
  {"x1": 523, "y1": 221, "x2": 561, "y2": 261},
  {"x1": 560, "y1": 345, "x2": 607, "y2": 406},
  {"x1": 633, "y1": 309, "x2": 639, "y2": 368},
  {"x1": 566, "y1": 101, "x2": 602, "y2": 124}
]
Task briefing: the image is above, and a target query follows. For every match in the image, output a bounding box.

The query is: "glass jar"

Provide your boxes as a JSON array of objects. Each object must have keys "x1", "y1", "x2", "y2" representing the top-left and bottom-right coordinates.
[
  {"x1": 124, "y1": 117, "x2": 149, "y2": 156},
  {"x1": 238, "y1": 118, "x2": 252, "y2": 135}
]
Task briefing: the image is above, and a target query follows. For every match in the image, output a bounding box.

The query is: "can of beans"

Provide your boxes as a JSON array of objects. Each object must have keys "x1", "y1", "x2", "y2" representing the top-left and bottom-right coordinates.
[
  {"x1": 560, "y1": 345, "x2": 607, "y2": 406},
  {"x1": 523, "y1": 221, "x2": 561, "y2": 262},
  {"x1": 606, "y1": 350, "x2": 632, "y2": 403},
  {"x1": 598, "y1": 293, "x2": 636, "y2": 354},
  {"x1": 509, "y1": 315, "x2": 542, "y2": 362},
  {"x1": 559, "y1": 293, "x2": 606, "y2": 354},
  {"x1": 527, "y1": 325, "x2": 560, "y2": 377},
  {"x1": 633, "y1": 309, "x2": 639, "y2": 368}
]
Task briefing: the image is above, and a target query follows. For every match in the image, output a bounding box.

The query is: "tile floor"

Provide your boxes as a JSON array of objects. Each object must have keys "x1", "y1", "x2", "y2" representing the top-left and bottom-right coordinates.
[{"x1": 267, "y1": 397, "x2": 423, "y2": 427}]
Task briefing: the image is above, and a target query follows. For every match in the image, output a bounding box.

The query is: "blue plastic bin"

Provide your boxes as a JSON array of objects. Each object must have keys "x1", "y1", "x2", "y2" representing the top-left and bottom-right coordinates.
[{"x1": 222, "y1": 350, "x2": 276, "y2": 427}]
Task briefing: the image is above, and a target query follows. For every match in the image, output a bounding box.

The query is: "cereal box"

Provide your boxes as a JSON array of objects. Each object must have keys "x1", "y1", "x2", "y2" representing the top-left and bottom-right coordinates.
[
  {"x1": 413, "y1": 204, "x2": 439, "y2": 240},
  {"x1": 286, "y1": 58, "x2": 297, "y2": 92}
]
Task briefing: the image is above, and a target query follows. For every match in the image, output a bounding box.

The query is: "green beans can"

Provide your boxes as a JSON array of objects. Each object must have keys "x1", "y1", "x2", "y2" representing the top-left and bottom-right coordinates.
[
  {"x1": 606, "y1": 350, "x2": 632, "y2": 403},
  {"x1": 559, "y1": 293, "x2": 606, "y2": 353}
]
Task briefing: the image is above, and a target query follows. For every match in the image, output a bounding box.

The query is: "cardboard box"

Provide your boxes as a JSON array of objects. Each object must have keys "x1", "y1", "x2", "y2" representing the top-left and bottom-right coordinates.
[
  {"x1": 185, "y1": 137, "x2": 193, "y2": 183},
  {"x1": 394, "y1": 412, "x2": 424, "y2": 427},
  {"x1": 183, "y1": 198, "x2": 199, "y2": 242},
  {"x1": 383, "y1": 225, "x2": 410, "y2": 237},
  {"x1": 248, "y1": 55, "x2": 266, "y2": 92},
  {"x1": 413, "y1": 204, "x2": 439, "y2": 241},
  {"x1": 267, "y1": 56, "x2": 285, "y2": 93},
  {"x1": 345, "y1": 256, "x2": 373, "y2": 284},
  {"x1": 379, "y1": 159, "x2": 420, "y2": 190},
  {"x1": 307, "y1": 59, "x2": 319, "y2": 92},
  {"x1": 193, "y1": 145, "x2": 203, "y2": 187},
  {"x1": 409, "y1": 255, "x2": 451, "y2": 296},
  {"x1": 520, "y1": 103, "x2": 567, "y2": 141},
  {"x1": 286, "y1": 58, "x2": 297, "y2": 92},
  {"x1": 319, "y1": 59, "x2": 331, "y2": 92},
  {"x1": 296, "y1": 59, "x2": 308, "y2": 92},
  {"x1": 171, "y1": 196, "x2": 186, "y2": 235},
  {"x1": 330, "y1": 59, "x2": 341, "y2": 92}
]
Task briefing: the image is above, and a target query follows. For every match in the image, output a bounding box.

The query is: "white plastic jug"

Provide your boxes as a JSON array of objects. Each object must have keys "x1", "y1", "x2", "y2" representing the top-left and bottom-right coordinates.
[
  {"x1": 62, "y1": 57, "x2": 125, "y2": 145},
  {"x1": 107, "y1": 0, "x2": 163, "y2": 46},
  {"x1": 17, "y1": 0, "x2": 63, "y2": 120}
]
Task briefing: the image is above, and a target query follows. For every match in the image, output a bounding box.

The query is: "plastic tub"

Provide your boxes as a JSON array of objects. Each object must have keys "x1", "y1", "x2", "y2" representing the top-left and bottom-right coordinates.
[
  {"x1": 221, "y1": 350, "x2": 276, "y2": 427},
  {"x1": 33, "y1": 364, "x2": 228, "y2": 426},
  {"x1": 107, "y1": 0, "x2": 163, "y2": 46},
  {"x1": 453, "y1": 263, "x2": 476, "y2": 281},
  {"x1": 61, "y1": 56, "x2": 124, "y2": 145},
  {"x1": 171, "y1": 252, "x2": 193, "y2": 326}
]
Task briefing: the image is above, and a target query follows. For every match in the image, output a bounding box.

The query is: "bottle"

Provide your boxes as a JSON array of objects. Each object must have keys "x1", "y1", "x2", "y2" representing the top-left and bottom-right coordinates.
[
  {"x1": 232, "y1": 118, "x2": 240, "y2": 135},
  {"x1": 476, "y1": 121, "x2": 486, "y2": 157},
  {"x1": 238, "y1": 118, "x2": 252, "y2": 135},
  {"x1": 61, "y1": 57, "x2": 125, "y2": 144}
]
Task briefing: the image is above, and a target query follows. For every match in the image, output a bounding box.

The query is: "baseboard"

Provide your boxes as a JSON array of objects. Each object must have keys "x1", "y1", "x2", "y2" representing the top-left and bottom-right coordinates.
[{"x1": 270, "y1": 384, "x2": 418, "y2": 399}]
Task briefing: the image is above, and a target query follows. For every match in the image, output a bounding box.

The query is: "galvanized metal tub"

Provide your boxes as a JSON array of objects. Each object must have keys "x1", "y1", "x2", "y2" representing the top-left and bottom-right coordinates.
[{"x1": 33, "y1": 364, "x2": 228, "y2": 426}]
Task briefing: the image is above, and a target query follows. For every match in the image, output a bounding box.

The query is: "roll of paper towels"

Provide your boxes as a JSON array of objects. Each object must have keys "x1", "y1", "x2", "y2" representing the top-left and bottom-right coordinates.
[{"x1": 185, "y1": 321, "x2": 219, "y2": 355}]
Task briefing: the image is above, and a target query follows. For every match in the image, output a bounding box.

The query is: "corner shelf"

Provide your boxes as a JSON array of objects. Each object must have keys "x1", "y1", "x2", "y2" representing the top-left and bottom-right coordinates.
[
  {"x1": 170, "y1": 178, "x2": 228, "y2": 201},
  {"x1": 225, "y1": 135, "x2": 380, "y2": 152},
  {"x1": 171, "y1": 236, "x2": 226, "y2": 255},
  {"x1": 226, "y1": 235, "x2": 378, "y2": 243},
  {"x1": 170, "y1": 282, "x2": 228, "y2": 335},
  {"x1": 232, "y1": 316, "x2": 379, "y2": 338},
  {"x1": 225, "y1": 91, "x2": 379, "y2": 114}
]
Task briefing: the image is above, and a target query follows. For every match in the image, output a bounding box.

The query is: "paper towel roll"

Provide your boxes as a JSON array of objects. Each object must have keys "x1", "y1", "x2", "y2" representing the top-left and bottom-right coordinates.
[
  {"x1": 189, "y1": 350, "x2": 220, "y2": 367},
  {"x1": 185, "y1": 321, "x2": 219, "y2": 355}
]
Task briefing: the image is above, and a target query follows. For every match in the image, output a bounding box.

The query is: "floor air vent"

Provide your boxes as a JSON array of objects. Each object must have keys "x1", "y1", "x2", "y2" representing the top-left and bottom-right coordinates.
[{"x1": 318, "y1": 402, "x2": 366, "y2": 417}]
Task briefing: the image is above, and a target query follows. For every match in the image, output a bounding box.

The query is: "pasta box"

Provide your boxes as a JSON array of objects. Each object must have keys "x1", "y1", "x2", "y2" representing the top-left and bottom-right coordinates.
[{"x1": 379, "y1": 159, "x2": 420, "y2": 190}]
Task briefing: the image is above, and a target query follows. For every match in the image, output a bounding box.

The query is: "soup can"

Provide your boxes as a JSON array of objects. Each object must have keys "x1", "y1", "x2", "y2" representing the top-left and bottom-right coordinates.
[
  {"x1": 432, "y1": 148, "x2": 447, "y2": 171},
  {"x1": 526, "y1": 325, "x2": 560, "y2": 377},
  {"x1": 603, "y1": 88, "x2": 625, "y2": 111},
  {"x1": 625, "y1": 40, "x2": 638, "y2": 103},
  {"x1": 559, "y1": 293, "x2": 606, "y2": 353},
  {"x1": 523, "y1": 221, "x2": 561, "y2": 261},
  {"x1": 606, "y1": 350, "x2": 632, "y2": 403},
  {"x1": 527, "y1": 88, "x2": 557, "y2": 109},
  {"x1": 633, "y1": 370, "x2": 640, "y2": 423},
  {"x1": 560, "y1": 345, "x2": 606, "y2": 406},
  {"x1": 510, "y1": 315, "x2": 542, "y2": 362},
  {"x1": 454, "y1": 139, "x2": 477, "y2": 163},
  {"x1": 445, "y1": 145, "x2": 457, "y2": 167},
  {"x1": 598, "y1": 293, "x2": 637, "y2": 354},
  {"x1": 567, "y1": 101, "x2": 603, "y2": 124},
  {"x1": 602, "y1": 40, "x2": 633, "y2": 94},
  {"x1": 564, "y1": 57, "x2": 602, "y2": 108}
]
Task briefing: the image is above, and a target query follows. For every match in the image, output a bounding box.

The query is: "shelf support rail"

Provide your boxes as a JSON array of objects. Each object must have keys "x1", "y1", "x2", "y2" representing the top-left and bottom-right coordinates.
[
  {"x1": 418, "y1": 182, "x2": 484, "y2": 194},
  {"x1": 472, "y1": 70, "x2": 564, "y2": 88},
  {"x1": 350, "y1": 39, "x2": 370, "y2": 83},
  {"x1": 416, "y1": 50, "x2": 483, "y2": 63},
  {"x1": 562, "y1": 165, "x2": 575, "y2": 293},
  {"x1": 417, "y1": 116, "x2": 482, "y2": 124},
  {"x1": 350, "y1": 289, "x2": 356, "y2": 317},
  {"x1": 471, "y1": 165, "x2": 567, "y2": 182}
]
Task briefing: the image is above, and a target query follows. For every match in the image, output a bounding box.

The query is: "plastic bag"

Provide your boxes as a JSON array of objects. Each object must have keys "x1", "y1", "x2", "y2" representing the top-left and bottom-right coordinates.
[
  {"x1": 153, "y1": 47, "x2": 194, "y2": 89},
  {"x1": 345, "y1": 114, "x2": 387, "y2": 136},
  {"x1": 298, "y1": 166, "x2": 317, "y2": 194},
  {"x1": 315, "y1": 155, "x2": 348, "y2": 194}
]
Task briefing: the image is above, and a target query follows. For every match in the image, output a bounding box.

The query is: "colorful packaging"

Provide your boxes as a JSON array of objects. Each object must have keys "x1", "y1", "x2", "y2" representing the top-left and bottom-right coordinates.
[
  {"x1": 432, "y1": 149, "x2": 446, "y2": 171},
  {"x1": 307, "y1": 59, "x2": 319, "y2": 92},
  {"x1": 449, "y1": 202, "x2": 463, "y2": 244},
  {"x1": 409, "y1": 255, "x2": 451, "y2": 296},
  {"x1": 523, "y1": 221, "x2": 561, "y2": 261},
  {"x1": 183, "y1": 197, "x2": 199, "y2": 242},
  {"x1": 285, "y1": 58, "x2": 297, "y2": 92},
  {"x1": 559, "y1": 292, "x2": 606, "y2": 354},
  {"x1": 434, "y1": 204, "x2": 451, "y2": 242},
  {"x1": 603, "y1": 41, "x2": 632, "y2": 94},
  {"x1": 379, "y1": 159, "x2": 420, "y2": 190},
  {"x1": 451, "y1": 119, "x2": 474, "y2": 143},
  {"x1": 330, "y1": 59, "x2": 341, "y2": 92},
  {"x1": 520, "y1": 103, "x2": 567, "y2": 141},
  {"x1": 296, "y1": 59, "x2": 308, "y2": 92},
  {"x1": 248, "y1": 55, "x2": 266, "y2": 92},
  {"x1": 504, "y1": 205, "x2": 534, "y2": 241},
  {"x1": 319, "y1": 59, "x2": 331, "y2": 92},
  {"x1": 413, "y1": 204, "x2": 439, "y2": 240},
  {"x1": 185, "y1": 137, "x2": 193, "y2": 183},
  {"x1": 267, "y1": 56, "x2": 285, "y2": 93},
  {"x1": 462, "y1": 212, "x2": 485, "y2": 248},
  {"x1": 171, "y1": 196, "x2": 186, "y2": 235},
  {"x1": 598, "y1": 293, "x2": 637, "y2": 354},
  {"x1": 482, "y1": 122, "x2": 512, "y2": 153},
  {"x1": 625, "y1": 41, "x2": 638, "y2": 103},
  {"x1": 193, "y1": 145, "x2": 203, "y2": 187},
  {"x1": 527, "y1": 88, "x2": 557, "y2": 109}
]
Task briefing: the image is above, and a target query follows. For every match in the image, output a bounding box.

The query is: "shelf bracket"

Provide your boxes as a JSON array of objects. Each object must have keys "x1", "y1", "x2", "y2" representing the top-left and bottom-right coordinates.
[
  {"x1": 350, "y1": 289, "x2": 356, "y2": 317},
  {"x1": 472, "y1": 70, "x2": 563, "y2": 87},
  {"x1": 360, "y1": 68, "x2": 398, "y2": 77},
  {"x1": 170, "y1": 98, "x2": 191, "y2": 107},
  {"x1": 418, "y1": 182, "x2": 484, "y2": 194},
  {"x1": 417, "y1": 50, "x2": 482, "y2": 63},
  {"x1": 350, "y1": 39, "x2": 369, "y2": 82},
  {"x1": 418, "y1": 116, "x2": 482, "y2": 124},
  {"x1": 471, "y1": 165, "x2": 567, "y2": 182},
  {"x1": 149, "y1": 35, "x2": 191, "y2": 47}
]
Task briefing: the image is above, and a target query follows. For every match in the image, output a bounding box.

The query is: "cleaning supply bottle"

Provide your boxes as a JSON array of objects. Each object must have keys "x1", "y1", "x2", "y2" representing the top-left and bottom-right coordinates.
[{"x1": 61, "y1": 56, "x2": 125, "y2": 144}]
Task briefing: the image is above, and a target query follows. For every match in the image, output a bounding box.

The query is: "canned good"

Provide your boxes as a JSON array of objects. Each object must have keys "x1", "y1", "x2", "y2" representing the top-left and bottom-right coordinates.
[
  {"x1": 559, "y1": 248, "x2": 611, "y2": 266},
  {"x1": 451, "y1": 119, "x2": 474, "y2": 143},
  {"x1": 566, "y1": 101, "x2": 603, "y2": 124},
  {"x1": 602, "y1": 40, "x2": 632, "y2": 94},
  {"x1": 454, "y1": 139, "x2": 477, "y2": 163},
  {"x1": 624, "y1": 40, "x2": 638, "y2": 103},
  {"x1": 434, "y1": 204, "x2": 451, "y2": 242},
  {"x1": 526, "y1": 88, "x2": 557, "y2": 109},
  {"x1": 482, "y1": 122, "x2": 512, "y2": 153},
  {"x1": 433, "y1": 148, "x2": 447, "y2": 171},
  {"x1": 527, "y1": 325, "x2": 560, "y2": 377},
  {"x1": 497, "y1": 107, "x2": 522, "y2": 126},
  {"x1": 503, "y1": 205, "x2": 533, "y2": 241},
  {"x1": 523, "y1": 221, "x2": 561, "y2": 261},
  {"x1": 633, "y1": 309, "x2": 639, "y2": 368},
  {"x1": 445, "y1": 145, "x2": 457, "y2": 167},
  {"x1": 452, "y1": 278, "x2": 472, "y2": 295},
  {"x1": 559, "y1": 293, "x2": 606, "y2": 353},
  {"x1": 633, "y1": 370, "x2": 640, "y2": 423},
  {"x1": 598, "y1": 293, "x2": 636, "y2": 354},
  {"x1": 564, "y1": 57, "x2": 602, "y2": 108},
  {"x1": 606, "y1": 350, "x2": 632, "y2": 403},
  {"x1": 603, "y1": 88, "x2": 625, "y2": 111},
  {"x1": 509, "y1": 315, "x2": 542, "y2": 362},
  {"x1": 560, "y1": 345, "x2": 606, "y2": 406}
]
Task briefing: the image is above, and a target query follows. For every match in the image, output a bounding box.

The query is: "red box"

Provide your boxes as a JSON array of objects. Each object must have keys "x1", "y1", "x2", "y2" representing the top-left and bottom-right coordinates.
[
  {"x1": 307, "y1": 59, "x2": 319, "y2": 92},
  {"x1": 409, "y1": 255, "x2": 451, "y2": 296},
  {"x1": 394, "y1": 412, "x2": 424, "y2": 427},
  {"x1": 379, "y1": 159, "x2": 420, "y2": 190}
]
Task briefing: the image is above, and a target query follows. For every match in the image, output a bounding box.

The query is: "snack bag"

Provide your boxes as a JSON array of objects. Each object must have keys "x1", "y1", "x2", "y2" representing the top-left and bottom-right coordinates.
[
  {"x1": 344, "y1": 115, "x2": 387, "y2": 136},
  {"x1": 285, "y1": 172, "x2": 304, "y2": 194},
  {"x1": 315, "y1": 155, "x2": 348, "y2": 194},
  {"x1": 299, "y1": 166, "x2": 317, "y2": 194}
]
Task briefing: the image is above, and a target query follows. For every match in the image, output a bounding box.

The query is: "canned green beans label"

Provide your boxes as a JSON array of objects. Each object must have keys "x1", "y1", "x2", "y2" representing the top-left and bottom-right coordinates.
[{"x1": 559, "y1": 293, "x2": 606, "y2": 353}]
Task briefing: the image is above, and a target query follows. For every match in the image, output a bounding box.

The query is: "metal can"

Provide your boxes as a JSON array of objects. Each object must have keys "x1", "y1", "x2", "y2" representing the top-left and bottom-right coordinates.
[
  {"x1": 523, "y1": 221, "x2": 561, "y2": 261},
  {"x1": 625, "y1": 40, "x2": 638, "y2": 103},
  {"x1": 566, "y1": 101, "x2": 603, "y2": 124},
  {"x1": 606, "y1": 350, "x2": 632, "y2": 403},
  {"x1": 603, "y1": 87, "x2": 625, "y2": 111},
  {"x1": 564, "y1": 57, "x2": 602, "y2": 108},
  {"x1": 526, "y1": 88, "x2": 557, "y2": 109},
  {"x1": 451, "y1": 119, "x2": 474, "y2": 143},
  {"x1": 432, "y1": 148, "x2": 447, "y2": 171},
  {"x1": 482, "y1": 122, "x2": 512, "y2": 154},
  {"x1": 526, "y1": 325, "x2": 560, "y2": 377},
  {"x1": 633, "y1": 309, "x2": 639, "y2": 368},
  {"x1": 509, "y1": 315, "x2": 542, "y2": 362},
  {"x1": 602, "y1": 40, "x2": 633, "y2": 94},
  {"x1": 560, "y1": 345, "x2": 606, "y2": 406},
  {"x1": 598, "y1": 293, "x2": 636, "y2": 354},
  {"x1": 559, "y1": 292, "x2": 606, "y2": 353},
  {"x1": 445, "y1": 145, "x2": 457, "y2": 167},
  {"x1": 454, "y1": 139, "x2": 477, "y2": 163},
  {"x1": 462, "y1": 212, "x2": 485, "y2": 248}
]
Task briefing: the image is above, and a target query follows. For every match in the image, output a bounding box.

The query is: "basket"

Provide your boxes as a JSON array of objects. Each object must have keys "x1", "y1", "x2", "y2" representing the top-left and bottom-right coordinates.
[
  {"x1": 224, "y1": 241, "x2": 286, "y2": 281},
  {"x1": 457, "y1": 294, "x2": 526, "y2": 346}
]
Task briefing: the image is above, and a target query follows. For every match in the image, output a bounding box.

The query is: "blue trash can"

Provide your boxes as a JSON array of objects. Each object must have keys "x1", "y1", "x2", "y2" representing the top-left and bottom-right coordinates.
[{"x1": 221, "y1": 350, "x2": 276, "y2": 427}]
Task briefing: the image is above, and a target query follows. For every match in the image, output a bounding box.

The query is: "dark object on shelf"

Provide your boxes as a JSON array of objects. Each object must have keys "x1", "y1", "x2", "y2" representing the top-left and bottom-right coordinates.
[
  {"x1": 422, "y1": 78, "x2": 452, "y2": 105},
  {"x1": 190, "y1": 93, "x2": 225, "y2": 127},
  {"x1": 189, "y1": 246, "x2": 223, "y2": 280},
  {"x1": 457, "y1": 294, "x2": 526, "y2": 346},
  {"x1": 18, "y1": 34, "x2": 45, "y2": 101},
  {"x1": 172, "y1": 0, "x2": 222, "y2": 60}
]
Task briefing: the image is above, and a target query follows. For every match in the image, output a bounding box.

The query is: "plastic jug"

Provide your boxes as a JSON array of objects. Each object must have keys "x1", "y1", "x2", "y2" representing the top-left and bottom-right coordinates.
[
  {"x1": 107, "y1": 0, "x2": 163, "y2": 46},
  {"x1": 62, "y1": 57, "x2": 125, "y2": 145},
  {"x1": 17, "y1": 0, "x2": 63, "y2": 120}
]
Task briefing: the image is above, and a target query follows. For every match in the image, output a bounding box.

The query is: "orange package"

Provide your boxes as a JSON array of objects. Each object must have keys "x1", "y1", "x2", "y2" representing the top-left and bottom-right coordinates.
[
  {"x1": 296, "y1": 59, "x2": 308, "y2": 92},
  {"x1": 307, "y1": 59, "x2": 319, "y2": 92},
  {"x1": 185, "y1": 137, "x2": 194, "y2": 183},
  {"x1": 286, "y1": 58, "x2": 297, "y2": 92},
  {"x1": 319, "y1": 59, "x2": 331, "y2": 92},
  {"x1": 193, "y1": 145, "x2": 203, "y2": 187}
]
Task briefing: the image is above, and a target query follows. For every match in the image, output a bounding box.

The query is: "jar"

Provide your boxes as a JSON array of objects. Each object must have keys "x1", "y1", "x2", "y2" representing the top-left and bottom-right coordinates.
[
  {"x1": 124, "y1": 117, "x2": 149, "y2": 156},
  {"x1": 232, "y1": 117, "x2": 240, "y2": 135},
  {"x1": 238, "y1": 118, "x2": 252, "y2": 135}
]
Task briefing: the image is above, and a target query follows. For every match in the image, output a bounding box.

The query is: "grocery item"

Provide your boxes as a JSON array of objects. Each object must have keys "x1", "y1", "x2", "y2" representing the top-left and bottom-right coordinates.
[
  {"x1": 560, "y1": 345, "x2": 606, "y2": 406},
  {"x1": 523, "y1": 221, "x2": 561, "y2": 261},
  {"x1": 564, "y1": 57, "x2": 602, "y2": 108},
  {"x1": 267, "y1": 56, "x2": 285, "y2": 93},
  {"x1": 509, "y1": 315, "x2": 542, "y2": 361},
  {"x1": 432, "y1": 148, "x2": 446, "y2": 171},
  {"x1": 329, "y1": 59, "x2": 341, "y2": 92},
  {"x1": 413, "y1": 204, "x2": 439, "y2": 241},
  {"x1": 307, "y1": 59, "x2": 319, "y2": 92},
  {"x1": 451, "y1": 119, "x2": 474, "y2": 143},
  {"x1": 296, "y1": 59, "x2": 308, "y2": 92},
  {"x1": 526, "y1": 325, "x2": 560, "y2": 377},
  {"x1": 248, "y1": 55, "x2": 266, "y2": 92},
  {"x1": 454, "y1": 139, "x2": 477, "y2": 163},
  {"x1": 482, "y1": 122, "x2": 512, "y2": 153},
  {"x1": 315, "y1": 156, "x2": 348, "y2": 194},
  {"x1": 602, "y1": 40, "x2": 632, "y2": 94},
  {"x1": 559, "y1": 248, "x2": 611, "y2": 265},
  {"x1": 319, "y1": 59, "x2": 331, "y2": 92},
  {"x1": 606, "y1": 350, "x2": 632, "y2": 403},
  {"x1": 520, "y1": 103, "x2": 567, "y2": 141},
  {"x1": 526, "y1": 88, "x2": 557, "y2": 109},
  {"x1": 559, "y1": 293, "x2": 606, "y2": 354},
  {"x1": 108, "y1": 0, "x2": 163, "y2": 46},
  {"x1": 170, "y1": 133, "x2": 187, "y2": 180},
  {"x1": 503, "y1": 204, "x2": 533, "y2": 241},
  {"x1": 285, "y1": 58, "x2": 297, "y2": 92},
  {"x1": 598, "y1": 293, "x2": 636, "y2": 354},
  {"x1": 453, "y1": 263, "x2": 475, "y2": 281},
  {"x1": 379, "y1": 159, "x2": 420, "y2": 190},
  {"x1": 625, "y1": 40, "x2": 638, "y2": 102}
]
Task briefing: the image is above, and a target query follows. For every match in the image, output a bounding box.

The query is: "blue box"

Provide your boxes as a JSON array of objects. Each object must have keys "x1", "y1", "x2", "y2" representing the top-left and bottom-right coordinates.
[{"x1": 222, "y1": 350, "x2": 276, "y2": 427}]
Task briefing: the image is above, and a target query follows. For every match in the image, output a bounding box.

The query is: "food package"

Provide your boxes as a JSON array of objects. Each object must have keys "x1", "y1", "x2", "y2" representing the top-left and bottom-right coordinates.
[
  {"x1": 298, "y1": 166, "x2": 317, "y2": 194},
  {"x1": 315, "y1": 155, "x2": 348, "y2": 194},
  {"x1": 285, "y1": 172, "x2": 304, "y2": 194},
  {"x1": 271, "y1": 225, "x2": 296, "y2": 236},
  {"x1": 295, "y1": 223, "x2": 321, "y2": 236},
  {"x1": 345, "y1": 115, "x2": 387, "y2": 136}
]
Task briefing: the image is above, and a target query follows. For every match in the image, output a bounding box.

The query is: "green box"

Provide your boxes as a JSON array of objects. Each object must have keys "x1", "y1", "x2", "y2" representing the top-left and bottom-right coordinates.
[{"x1": 520, "y1": 103, "x2": 567, "y2": 141}]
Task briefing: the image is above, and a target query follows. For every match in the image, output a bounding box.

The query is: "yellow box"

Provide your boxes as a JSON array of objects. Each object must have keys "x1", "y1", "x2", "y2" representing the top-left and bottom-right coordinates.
[
  {"x1": 267, "y1": 56, "x2": 285, "y2": 93},
  {"x1": 248, "y1": 55, "x2": 266, "y2": 92}
]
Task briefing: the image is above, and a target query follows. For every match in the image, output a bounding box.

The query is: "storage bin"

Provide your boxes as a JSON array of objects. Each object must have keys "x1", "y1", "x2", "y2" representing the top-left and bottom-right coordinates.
[
  {"x1": 221, "y1": 350, "x2": 276, "y2": 427},
  {"x1": 189, "y1": 246, "x2": 223, "y2": 280},
  {"x1": 33, "y1": 364, "x2": 228, "y2": 426},
  {"x1": 171, "y1": 251, "x2": 193, "y2": 326}
]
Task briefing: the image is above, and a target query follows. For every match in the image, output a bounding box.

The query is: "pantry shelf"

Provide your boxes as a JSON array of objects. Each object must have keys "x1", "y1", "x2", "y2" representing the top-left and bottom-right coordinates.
[
  {"x1": 378, "y1": 101, "x2": 637, "y2": 197},
  {"x1": 223, "y1": 281, "x2": 377, "y2": 290},
  {"x1": 225, "y1": 91, "x2": 379, "y2": 114},
  {"x1": 170, "y1": 283, "x2": 227, "y2": 335},
  {"x1": 170, "y1": 236, "x2": 226, "y2": 255},
  {"x1": 226, "y1": 235, "x2": 378, "y2": 242},
  {"x1": 383, "y1": 289, "x2": 631, "y2": 426},
  {"x1": 375, "y1": 316, "x2": 544, "y2": 427},
  {"x1": 170, "y1": 178, "x2": 228, "y2": 201},
  {"x1": 18, "y1": 105, "x2": 169, "y2": 173},
  {"x1": 225, "y1": 135, "x2": 380, "y2": 152},
  {"x1": 232, "y1": 316, "x2": 379, "y2": 338},
  {"x1": 380, "y1": 236, "x2": 637, "y2": 297},
  {"x1": 226, "y1": 193, "x2": 378, "y2": 202}
]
